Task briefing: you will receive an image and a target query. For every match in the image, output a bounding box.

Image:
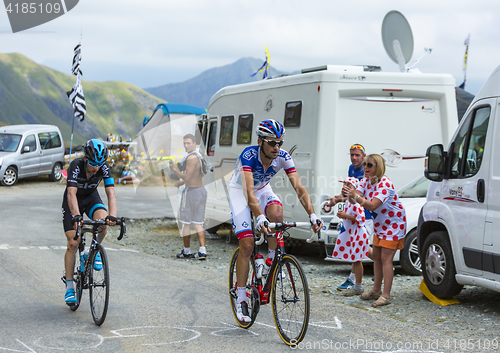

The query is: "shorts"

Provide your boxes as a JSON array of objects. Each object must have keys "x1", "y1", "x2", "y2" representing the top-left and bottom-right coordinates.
[
  {"x1": 229, "y1": 184, "x2": 282, "y2": 241},
  {"x1": 62, "y1": 190, "x2": 107, "y2": 232},
  {"x1": 373, "y1": 235, "x2": 405, "y2": 250},
  {"x1": 179, "y1": 186, "x2": 207, "y2": 225}
]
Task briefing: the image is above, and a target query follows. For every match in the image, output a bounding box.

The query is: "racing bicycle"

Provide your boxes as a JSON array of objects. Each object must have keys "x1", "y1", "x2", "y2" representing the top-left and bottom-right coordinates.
[
  {"x1": 229, "y1": 221, "x2": 320, "y2": 345},
  {"x1": 62, "y1": 218, "x2": 126, "y2": 325}
]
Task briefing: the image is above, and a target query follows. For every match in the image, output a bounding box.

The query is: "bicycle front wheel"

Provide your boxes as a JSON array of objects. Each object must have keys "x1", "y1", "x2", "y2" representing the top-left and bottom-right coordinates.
[
  {"x1": 88, "y1": 244, "x2": 109, "y2": 326},
  {"x1": 271, "y1": 254, "x2": 310, "y2": 345},
  {"x1": 229, "y1": 247, "x2": 259, "y2": 328}
]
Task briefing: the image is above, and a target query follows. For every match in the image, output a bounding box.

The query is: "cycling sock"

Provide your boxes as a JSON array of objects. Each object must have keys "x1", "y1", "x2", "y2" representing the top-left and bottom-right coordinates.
[
  {"x1": 199, "y1": 246, "x2": 206, "y2": 254},
  {"x1": 354, "y1": 283, "x2": 363, "y2": 291},
  {"x1": 184, "y1": 247, "x2": 191, "y2": 254},
  {"x1": 66, "y1": 279, "x2": 74, "y2": 291},
  {"x1": 349, "y1": 272, "x2": 356, "y2": 282},
  {"x1": 237, "y1": 287, "x2": 247, "y2": 304},
  {"x1": 268, "y1": 249, "x2": 275, "y2": 261}
]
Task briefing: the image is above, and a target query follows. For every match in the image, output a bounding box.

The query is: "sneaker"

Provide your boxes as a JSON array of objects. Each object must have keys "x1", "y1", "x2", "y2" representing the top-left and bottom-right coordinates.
[
  {"x1": 65, "y1": 288, "x2": 77, "y2": 304},
  {"x1": 82, "y1": 253, "x2": 103, "y2": 271},
  {"x1": 197, "y1": 252, "x2": 207, "y2": 260},
  {"x1": 176, "y1": 249, "x2": 195, "y2": 259},
  {"x1": 337, "y1": 278, "x2": 354, "y2": 291},
  {"x1": 342, "y1": 287, "x2": 363, "y2": 297},
  {"x1": 93, "y1": 253, "x2": 103, "y2": 271},
  {"x1": 236, "y1": 301, "x2": 252, "y2": 323}
]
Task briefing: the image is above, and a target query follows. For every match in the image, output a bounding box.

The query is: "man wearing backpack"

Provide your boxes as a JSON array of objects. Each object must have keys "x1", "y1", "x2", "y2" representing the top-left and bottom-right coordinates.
[{"x1": 169, "y1": 133, "x2": 208, "y2": 260}]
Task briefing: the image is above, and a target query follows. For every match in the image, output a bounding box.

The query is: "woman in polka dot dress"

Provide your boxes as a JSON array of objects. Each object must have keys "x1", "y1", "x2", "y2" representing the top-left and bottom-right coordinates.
[
  {"x1": 343, "y1": 154, "x2": 407, "y2": 307},
  {"x1": 332, "y1": 177, "x2": 369, "y2": 297}
]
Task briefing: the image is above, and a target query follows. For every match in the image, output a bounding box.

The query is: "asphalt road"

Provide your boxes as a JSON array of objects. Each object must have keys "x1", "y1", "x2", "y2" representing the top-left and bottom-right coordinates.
[{"x1": 0, "y1": 182, "x2": 470, "y2": 352}]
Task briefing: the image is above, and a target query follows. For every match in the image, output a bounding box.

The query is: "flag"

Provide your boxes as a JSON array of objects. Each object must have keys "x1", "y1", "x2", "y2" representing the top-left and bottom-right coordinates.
[
  {"x1": 67, "y1": 40, "x2": 86, "y2": 121},
  {"x1": 460, "y1": 34, "x2": 470, "y2": 89},
  {"x1": 67, "y1": 74, "x2": 86, "y2": 121},
  {"x1": 251, "y1": 45, "x2": 270, "y2": 79}
]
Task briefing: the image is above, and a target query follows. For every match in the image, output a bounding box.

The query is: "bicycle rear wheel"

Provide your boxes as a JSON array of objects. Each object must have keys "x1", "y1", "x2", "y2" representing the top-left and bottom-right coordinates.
[
  {"x1": 229, "y1": 247, "x2": 259, "y2": 328},
  {"x1": 271, "y1": 254, "x2": 310, "y2": 345},
  {"x1": 88, "y1": 244, "x2": 109, "y2": 326}
]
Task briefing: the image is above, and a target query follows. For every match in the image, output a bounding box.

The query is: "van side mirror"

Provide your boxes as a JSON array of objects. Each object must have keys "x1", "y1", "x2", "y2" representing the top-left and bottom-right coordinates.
[
  {"x1": 424, "y1": 144, "x2": 444, "y2": 182},
  {"x1": 22, "y1": 145, "x2": 30, "y2": 153}
]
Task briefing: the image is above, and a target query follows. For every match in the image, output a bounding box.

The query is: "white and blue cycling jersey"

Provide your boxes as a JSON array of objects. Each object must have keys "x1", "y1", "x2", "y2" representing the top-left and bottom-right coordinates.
[{"x1": 228, "y1": 145, "x2": 296, "y2": 190}]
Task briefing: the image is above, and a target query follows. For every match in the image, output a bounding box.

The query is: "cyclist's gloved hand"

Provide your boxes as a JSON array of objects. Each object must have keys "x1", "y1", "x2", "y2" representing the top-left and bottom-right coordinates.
[
  {"x1": 72, "y1": 215, "x2": 83, "y2": 231},
  {"x1": 256, "y1": 214, "x2": 269, "y2": 233},
  {"x1": 309, "y1": 213, "x2": 323, "y2": 230},
  {"x1": 106, "y1": 215, "x2": 117, "y2": 223},
  {"x1": 72, "y1": 214, "x2": 83, "y2": 224}
]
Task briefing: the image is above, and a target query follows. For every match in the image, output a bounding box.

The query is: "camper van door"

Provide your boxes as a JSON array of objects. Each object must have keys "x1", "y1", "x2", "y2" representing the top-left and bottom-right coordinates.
[{"x1": 441, "y1": 102, "x2": 492, "y2": 277}]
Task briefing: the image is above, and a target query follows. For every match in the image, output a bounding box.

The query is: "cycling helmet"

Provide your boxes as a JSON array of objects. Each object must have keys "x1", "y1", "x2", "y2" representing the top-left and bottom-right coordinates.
[
  {"x1": 84, "y1": 139, "x2": 108, "y2": 167},
  {"x1": 256, "y1": 119, "x2": 285, "y2": 139}
]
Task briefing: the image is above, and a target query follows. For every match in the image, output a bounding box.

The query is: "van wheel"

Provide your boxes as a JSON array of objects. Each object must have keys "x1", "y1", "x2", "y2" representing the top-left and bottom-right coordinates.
[
  {"x1": 399, "y1": 230, "x2": 422, "y2": 275},
  {"x1": 422, "y1": 231, "x2": 463, "y2": 298},
  {"x1": 49, "y1": 163, "x2": 63, "y2": 181},
  {"x1": 1, "y1": 167, "x2": 18, "y2": 186}
]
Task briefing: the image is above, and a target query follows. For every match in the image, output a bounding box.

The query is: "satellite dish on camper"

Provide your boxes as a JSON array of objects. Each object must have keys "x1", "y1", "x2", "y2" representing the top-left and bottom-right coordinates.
[{"x1": 381, "y1": 10, "x2": 414, "y2": 72}]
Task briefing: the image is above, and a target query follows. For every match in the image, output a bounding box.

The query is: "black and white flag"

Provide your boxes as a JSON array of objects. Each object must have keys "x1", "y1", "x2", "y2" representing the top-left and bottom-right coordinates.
[
  {"x1": 71, "y1": 42, "x2": 82, "y2": 76},
  {"x1": 67, "y1": 40, "x2": 86, "y2": 121},
  {"x1": 67, "y1": 75, "x2": 86, "y2": 121}
]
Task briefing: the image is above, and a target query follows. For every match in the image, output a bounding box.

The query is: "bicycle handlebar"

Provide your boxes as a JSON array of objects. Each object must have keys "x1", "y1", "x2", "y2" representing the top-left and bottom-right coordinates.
[
  {"x1": 73, "y1": 217, "x2": 127, "y2": 241},
  {"x1": 255, "y1": 221, "x2": 322, "y2": 245}
]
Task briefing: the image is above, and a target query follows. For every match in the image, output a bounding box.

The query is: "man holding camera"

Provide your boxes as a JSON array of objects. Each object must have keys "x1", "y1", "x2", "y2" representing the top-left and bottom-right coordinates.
[{"x1": 169, "y1": 134, "x2": 207, "y2": 260}]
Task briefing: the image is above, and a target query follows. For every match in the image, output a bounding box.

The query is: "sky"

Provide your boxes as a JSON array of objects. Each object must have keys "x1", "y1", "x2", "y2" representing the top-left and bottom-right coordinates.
[{"x1": 1, "y1": 0, "x2": 499, "y2": 94}]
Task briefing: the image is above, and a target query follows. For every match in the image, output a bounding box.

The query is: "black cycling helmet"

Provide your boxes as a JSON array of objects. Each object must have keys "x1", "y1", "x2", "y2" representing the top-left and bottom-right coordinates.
[{"x1": 84, "y1": 139, "x2": 108, "y2": 167}]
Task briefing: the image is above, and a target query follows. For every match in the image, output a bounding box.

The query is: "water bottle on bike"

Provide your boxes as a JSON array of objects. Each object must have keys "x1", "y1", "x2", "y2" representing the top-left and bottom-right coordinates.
[{"x1": 254, "y1": 254, "x2": 265, "y2": 279}]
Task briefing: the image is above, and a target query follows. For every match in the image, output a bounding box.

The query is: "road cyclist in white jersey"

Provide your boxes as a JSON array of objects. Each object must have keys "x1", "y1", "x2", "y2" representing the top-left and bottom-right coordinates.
[{"x1": 228, "y1": 119, "x2": 323, "y2": 322}]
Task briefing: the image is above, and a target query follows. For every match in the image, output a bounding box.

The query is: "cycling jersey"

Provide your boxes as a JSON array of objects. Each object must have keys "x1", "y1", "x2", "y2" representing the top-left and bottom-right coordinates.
[
  {"x1": 229, "y1": 146, "x2": 296, "y2": 190},
  {"x1": 66, "y1": 158, "x2": 114, "y2": 198}
]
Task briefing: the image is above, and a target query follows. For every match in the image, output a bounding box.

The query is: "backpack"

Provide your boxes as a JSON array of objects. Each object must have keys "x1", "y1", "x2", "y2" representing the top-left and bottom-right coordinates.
[{"x1": 177, "y1": 150, "x2": 208, "y2": 176}]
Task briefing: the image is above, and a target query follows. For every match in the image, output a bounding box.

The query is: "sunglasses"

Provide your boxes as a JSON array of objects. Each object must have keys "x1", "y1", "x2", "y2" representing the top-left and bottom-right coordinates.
[
  {"x1": 350, "y1": 144, "x2": 365, "y2": 153},
  {"x1": 87, "y1": 159, "x2": 103, "y2": 167},
  {"x1": 363, "y1": 162, "x2": 374, "y2": 168},
  {"x1": 260, "y1": 138, "x2": 284, "y2": 148}
]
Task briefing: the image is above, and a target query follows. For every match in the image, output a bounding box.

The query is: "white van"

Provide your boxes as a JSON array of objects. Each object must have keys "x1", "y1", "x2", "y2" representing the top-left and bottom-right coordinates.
[
  {"x1": 418, "y1": 65, "x2": 500, "y2": 297},
  {"x1": 0, "y1": 124, "x2": 65, "y2": 186},
  {"x1": 198, "y1": 65, "x2": 458, "y2": 242}
]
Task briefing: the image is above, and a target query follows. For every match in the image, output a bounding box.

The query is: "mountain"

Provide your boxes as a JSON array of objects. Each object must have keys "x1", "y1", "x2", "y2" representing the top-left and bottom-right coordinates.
[
  {"x1": 145, "y1": 57, "x2": 290, "y2": 109},
  {"x1": 0, "y1": 53, "x2": 163, "y2": 146}
]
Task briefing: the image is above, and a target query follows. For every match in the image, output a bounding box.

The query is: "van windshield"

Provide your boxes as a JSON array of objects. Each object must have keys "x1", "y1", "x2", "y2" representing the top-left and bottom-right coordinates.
[
  {"x1": 398, "y1": 176, "x2": 431, "y2": 198},
  {"x1": 0, "y1": 134, "x2": 22, "y2": 152}
]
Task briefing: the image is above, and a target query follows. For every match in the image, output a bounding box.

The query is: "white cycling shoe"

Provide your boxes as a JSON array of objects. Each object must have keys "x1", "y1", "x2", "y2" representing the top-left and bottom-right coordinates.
[{"x1": 236, "y1": 301, "x2": 252, "y2": 322}]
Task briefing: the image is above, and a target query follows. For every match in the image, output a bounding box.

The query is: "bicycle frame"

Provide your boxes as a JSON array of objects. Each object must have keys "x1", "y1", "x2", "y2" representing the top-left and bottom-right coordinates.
[{"x1": 252, "y1": 222, "x2": 316, "y2": 305}]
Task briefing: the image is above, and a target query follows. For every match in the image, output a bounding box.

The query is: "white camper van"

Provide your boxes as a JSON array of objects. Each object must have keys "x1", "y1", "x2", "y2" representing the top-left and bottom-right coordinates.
[
  {"x1": 418, "y1": 65, "x2": 500, "y2": 298},
  {"x1": 198, "y1": 65, "x2": 458, "y2": 243}
]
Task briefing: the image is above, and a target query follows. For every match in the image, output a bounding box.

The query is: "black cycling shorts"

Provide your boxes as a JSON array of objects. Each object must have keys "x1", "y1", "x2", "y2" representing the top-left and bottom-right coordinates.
[{"x1": 62, "y1": 189, "x2": 107, "y2": 232}]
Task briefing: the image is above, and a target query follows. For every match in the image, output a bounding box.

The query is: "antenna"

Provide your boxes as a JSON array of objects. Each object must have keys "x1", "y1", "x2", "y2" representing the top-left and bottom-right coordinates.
[{"x1": 381, "y1": 11, "x2": 414, "y2": 72}]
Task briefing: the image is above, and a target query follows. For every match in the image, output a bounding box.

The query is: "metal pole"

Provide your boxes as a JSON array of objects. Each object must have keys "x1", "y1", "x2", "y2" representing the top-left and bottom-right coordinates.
[{"x1": 68, "y1": 110, "x2": 75, "y2": 165}]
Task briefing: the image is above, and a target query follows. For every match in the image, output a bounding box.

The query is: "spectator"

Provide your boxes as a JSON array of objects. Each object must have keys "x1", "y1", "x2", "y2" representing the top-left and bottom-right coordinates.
[
  {"x1": 343, "y1": 154, "x2": 406, "y2": 307},
  {"x1": 326, "y1": 143, "x2": 373, "y2": 291},
  {"x1": 331, "y1": 177, "x2": 369, "y2": 297},
  {"x1": 169, "y1": 134, "x2": 208, "y2": 260}
]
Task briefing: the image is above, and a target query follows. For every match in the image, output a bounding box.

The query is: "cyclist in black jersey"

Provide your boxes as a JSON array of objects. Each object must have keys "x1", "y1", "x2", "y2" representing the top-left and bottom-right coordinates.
[{"x1": 62, "y1": 139, "x2": 117, "y2": 305}]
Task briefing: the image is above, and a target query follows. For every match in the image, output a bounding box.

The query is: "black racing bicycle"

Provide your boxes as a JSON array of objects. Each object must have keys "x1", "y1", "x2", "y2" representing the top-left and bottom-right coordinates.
[
  {"x1": 229, "y1": 221, "x2": 320, "y2": 345},
  {"x1": 62, "y1": 218, "x2": 126, "y2": 325}
]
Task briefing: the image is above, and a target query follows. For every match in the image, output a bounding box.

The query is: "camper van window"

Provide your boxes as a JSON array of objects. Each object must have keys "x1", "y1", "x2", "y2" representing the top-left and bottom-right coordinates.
[
  {"x1": 207, "y1": 121, "x2": 217, "y2": 156},
  {"x1": 284, "y1": 101, "x2": 302, "y2": 127},
  {"x1": 220, "y1": 116, "x2": 234, "y2": 146},
  {"x1": 22, "y1": 134, "x2": 37, "y2": 153},
  {"x1": 237, "y1": 114, "x2": 253, "y2": 144},
  {"x1": 449, "y1": 106, "x2": 490, "y2": 178}
]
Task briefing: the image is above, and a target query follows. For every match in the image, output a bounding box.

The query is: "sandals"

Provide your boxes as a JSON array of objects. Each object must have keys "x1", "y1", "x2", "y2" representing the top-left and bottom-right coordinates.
[
  {"x1": 360, "y1": 289, "x2": 381, "y2": 300},
  {"x1": 371, "y1": 295, "x2": 391, "y2": 307}
]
